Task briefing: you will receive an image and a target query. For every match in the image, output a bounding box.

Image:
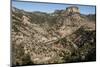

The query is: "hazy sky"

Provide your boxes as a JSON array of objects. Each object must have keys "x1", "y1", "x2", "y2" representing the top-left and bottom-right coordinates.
[{"x1": 12, "y1": 1, "x2": 96, "y2": 14}]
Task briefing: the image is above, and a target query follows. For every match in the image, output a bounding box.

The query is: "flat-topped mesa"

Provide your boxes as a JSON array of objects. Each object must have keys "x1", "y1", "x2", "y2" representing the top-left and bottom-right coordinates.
[
  {"x1": 59, "y1": 6, "x2": 80, "y2": 16},
  {"x1": 66, "y1": 6, "x2": 80, "y2": 14}
]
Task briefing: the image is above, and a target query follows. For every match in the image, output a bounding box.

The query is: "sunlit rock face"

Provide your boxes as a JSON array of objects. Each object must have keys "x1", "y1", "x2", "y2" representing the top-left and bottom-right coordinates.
[
  {"x1": 59, "y1": 6, "x2": 80, "y2": 16},
  {"x1": 22, "y1": 15, "x2": 31, "y2": 25},
  {"x1": 66, "y1": 6, "x2": 80, "y2": 14}
]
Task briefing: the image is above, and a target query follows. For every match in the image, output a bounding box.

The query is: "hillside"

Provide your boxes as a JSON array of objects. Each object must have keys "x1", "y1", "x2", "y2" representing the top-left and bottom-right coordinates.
[{"x1": 11, "y1": 6, "x2": 96, "y2": 66}]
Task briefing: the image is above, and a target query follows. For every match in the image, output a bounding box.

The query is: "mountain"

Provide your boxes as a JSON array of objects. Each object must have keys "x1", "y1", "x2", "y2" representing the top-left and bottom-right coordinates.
[{"x1": 11, "y1": 6, "x2": 96, "y2": 66}]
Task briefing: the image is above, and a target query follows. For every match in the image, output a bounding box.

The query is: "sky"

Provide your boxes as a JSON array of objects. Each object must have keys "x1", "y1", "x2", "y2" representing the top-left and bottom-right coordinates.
[{"x1": 12, "y1": 1, "x2": 96, "y2": 15}]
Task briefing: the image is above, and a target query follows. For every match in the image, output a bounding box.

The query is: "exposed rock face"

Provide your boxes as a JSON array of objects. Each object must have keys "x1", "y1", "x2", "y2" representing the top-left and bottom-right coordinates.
[
  {"x1": 12, "y1": 6, "x2": 96, "y2": 66},
  {"x1": 54, "y1": 6, "x2": 80, "y2": 17},
  {"x1": 66, "y1": 6, "x2": 80, "y2": 14},
  {"x1": 22, "y1": 15, "x2": 30, "y2": 25}
]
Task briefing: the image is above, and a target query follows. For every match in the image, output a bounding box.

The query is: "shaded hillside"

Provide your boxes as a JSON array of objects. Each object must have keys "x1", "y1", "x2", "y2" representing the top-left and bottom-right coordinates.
[
  {"x1": 87, "y1": 14, "x2": 96, "y2": 22},
  {"x1": 11, "y1": 6, "x2": 96, "y2": 66}
]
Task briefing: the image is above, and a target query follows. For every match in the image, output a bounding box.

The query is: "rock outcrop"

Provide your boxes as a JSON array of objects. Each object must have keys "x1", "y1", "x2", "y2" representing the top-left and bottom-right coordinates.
[{"x1": 66, "y1": 6, "x2": 80, "y2": 14}]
